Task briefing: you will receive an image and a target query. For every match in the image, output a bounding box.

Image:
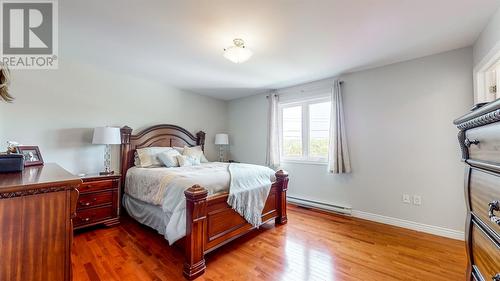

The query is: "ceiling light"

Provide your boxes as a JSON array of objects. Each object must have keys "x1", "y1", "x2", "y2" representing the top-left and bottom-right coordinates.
[{"x1": 223, "y1": 38, "x2": 253, "y2": 63}]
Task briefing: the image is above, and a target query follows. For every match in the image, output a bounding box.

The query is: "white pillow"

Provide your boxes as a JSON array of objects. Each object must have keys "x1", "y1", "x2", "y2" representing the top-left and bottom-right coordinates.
[
  {"x1": 182, "y1": 146, "x2": 209, "y2": 163},
  {"x1": 173, "y1": 146, "x2": 184, "y2": 154},
  {"x1": 157, "y1": 149, "x2": 181, "y2": 168},
  {"x1": 136, "y1": 147, "x2": 173, "y2": 167},
  {"x1": 176, "y1": 155, "x2": 201, "y2": 167}
]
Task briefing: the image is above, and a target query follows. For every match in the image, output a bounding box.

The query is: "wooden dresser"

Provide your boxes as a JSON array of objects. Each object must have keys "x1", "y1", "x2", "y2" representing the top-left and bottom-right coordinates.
[
  {"x1": 455, "y1": 100, "x2": 500, "y2": 281},
  {"x1": 0, "y1": 163, "x2": 81, "y2": 281},
  {"x1": 74, "y1": 173, "x2": 121, "y2": 229}
]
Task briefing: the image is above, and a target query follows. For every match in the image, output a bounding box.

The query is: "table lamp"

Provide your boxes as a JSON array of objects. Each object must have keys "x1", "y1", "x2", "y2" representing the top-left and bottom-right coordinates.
[
  {"x1": 214, "y1": 133, "x2": 229, "y2": 162},
  {"x1": 92, "y1": 127, "x2": 121, "y2": 175}
]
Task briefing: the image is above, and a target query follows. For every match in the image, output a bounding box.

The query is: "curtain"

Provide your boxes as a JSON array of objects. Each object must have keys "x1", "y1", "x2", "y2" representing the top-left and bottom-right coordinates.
[
  {"x1": 328, "y1": 80, "x2": 351, "y2": 174},
  {"x1": 266, "y1": 91, "x2": 280, "y2": 169}
]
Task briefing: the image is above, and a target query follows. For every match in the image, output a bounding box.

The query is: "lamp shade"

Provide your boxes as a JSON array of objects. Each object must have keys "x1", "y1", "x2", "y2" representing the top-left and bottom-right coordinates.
[
  {"x1": 223, "y1": 46, "x2": 253, "y2": 63},
  {"x1": 92, "y1": 127, "x2": 121, "y2": 145},
  {"x1": 223, "y1": 38, "x2": 253, "y2": 64},
  {"x1": 214, "y1": 133, "x2": 229, "y2": 145}
]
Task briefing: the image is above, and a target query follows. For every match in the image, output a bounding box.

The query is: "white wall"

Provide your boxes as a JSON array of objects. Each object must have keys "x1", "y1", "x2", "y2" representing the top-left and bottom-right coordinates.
[
  {"x1": 473, "y1": 7, "x2": 500, "y2": 66},
  {"x1": 0, "y1": 60, "x2": 227, "y2": 175},
  {"x1": 228, "y1": 47, "x2": 473, "y2": 233}
]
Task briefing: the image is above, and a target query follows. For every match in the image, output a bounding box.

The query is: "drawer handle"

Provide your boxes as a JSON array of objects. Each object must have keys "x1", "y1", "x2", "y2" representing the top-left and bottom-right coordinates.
[
  {"x1": 79, "y1": 198, "x2": 97, "y2": 206},
  {"x1": 464, "y1": 138, "x2": 480, "y2": 147},
  {"x1": 493, "y1": 273, "x2": 500, "y2": 281},
  {"x1": 488, "y1": 201, "x2": 500, "y2": 225},
  {"x1": 82, "y1": 217, "x2": 90, "y2": 222}
]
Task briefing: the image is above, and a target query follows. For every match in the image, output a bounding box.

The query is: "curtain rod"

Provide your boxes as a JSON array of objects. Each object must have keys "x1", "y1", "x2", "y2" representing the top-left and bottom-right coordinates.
[{"x1": 266, "y1": 81, "x2": 344, "y2": 98}]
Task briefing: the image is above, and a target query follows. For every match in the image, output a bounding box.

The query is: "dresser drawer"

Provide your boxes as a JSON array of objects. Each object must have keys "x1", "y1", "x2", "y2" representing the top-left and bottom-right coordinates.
[
  {"x1": 466, "y1": 123, "x2": 500, "y2": 165},
  {"x1": 470, "y1": 169, "x2": 500, "y2": 236},
  {"x1": 74, "y1": 205, "x2": 115, "y2": 226},
  {"x1": 471, "y1": 221, "x2": 500, "y2": 281},
  {"x1": 78, "y1": 179, "x2": 118, "y2": 193},
  {"x1": 76, "y1": 191, "x2": 115, "y2": 210}
]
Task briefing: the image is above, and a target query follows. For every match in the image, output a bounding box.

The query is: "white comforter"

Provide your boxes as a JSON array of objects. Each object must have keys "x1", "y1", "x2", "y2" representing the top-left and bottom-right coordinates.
[
  {"x1": 125, "y1": 162, "x2": 275, "y2": 244},
  {"x1": 125, "y1": 162, "x2": 230, "y2": 205}
]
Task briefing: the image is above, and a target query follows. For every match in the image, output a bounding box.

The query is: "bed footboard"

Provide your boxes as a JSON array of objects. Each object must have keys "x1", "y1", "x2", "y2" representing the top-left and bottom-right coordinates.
[{"x1": 183, "y1": 170, "x2": 289, "y2": 280}]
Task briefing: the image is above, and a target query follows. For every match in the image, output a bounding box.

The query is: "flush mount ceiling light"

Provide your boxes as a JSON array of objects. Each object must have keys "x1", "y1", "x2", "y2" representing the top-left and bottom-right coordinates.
[{"x1": 223, "y1": 38, "x2": 253, "y2": 63}]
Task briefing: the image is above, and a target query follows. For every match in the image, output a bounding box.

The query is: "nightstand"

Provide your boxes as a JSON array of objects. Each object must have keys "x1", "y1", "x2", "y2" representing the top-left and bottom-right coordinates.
[{"x1": 74, "y1": 173, "x2": 121, "y2": 230}]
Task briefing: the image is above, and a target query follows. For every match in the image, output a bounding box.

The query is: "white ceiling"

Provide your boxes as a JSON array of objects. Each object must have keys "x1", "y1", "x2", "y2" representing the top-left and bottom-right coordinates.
[{"x1": 61, "y1": 0, "x2": 500, "y2": 100}]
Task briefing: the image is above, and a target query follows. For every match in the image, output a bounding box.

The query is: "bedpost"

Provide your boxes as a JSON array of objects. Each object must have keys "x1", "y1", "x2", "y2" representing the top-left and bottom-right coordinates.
[
  {"x1": 275, "y1": 170, "x2": 289, "y2": 225},
  {"x1": 120, "y1": 126, "x2": 132, "y2": 188},
  {"x1": 196, "y1": 131, "x2": 205, "y2": 150},
  {"x1": 183, "y1": 185, "x2": 208, "y2": 280}
]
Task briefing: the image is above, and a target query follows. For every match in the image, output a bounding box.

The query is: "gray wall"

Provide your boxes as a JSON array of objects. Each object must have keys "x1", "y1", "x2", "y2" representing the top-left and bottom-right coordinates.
[
  {"x1": 228, "y1": 47, "x2": 473, "y2": 232},
  {"x1": 0, "y1": 59, "x2": 228, "y2": 174},
  {"x1": 473, "y1": 7, "x2": 500, "y2": 66}
]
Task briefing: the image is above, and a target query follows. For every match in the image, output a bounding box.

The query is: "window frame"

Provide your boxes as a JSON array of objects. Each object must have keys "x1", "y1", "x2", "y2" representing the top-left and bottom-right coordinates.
[{"x1": 278, "y1": 95, "x2": 331, "y2": 164}]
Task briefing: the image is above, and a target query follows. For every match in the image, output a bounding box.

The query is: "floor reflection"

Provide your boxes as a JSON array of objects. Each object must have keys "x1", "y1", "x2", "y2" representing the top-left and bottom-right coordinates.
[{"x1": 280, "y1": 237, "x2": 334, "y2": 281}]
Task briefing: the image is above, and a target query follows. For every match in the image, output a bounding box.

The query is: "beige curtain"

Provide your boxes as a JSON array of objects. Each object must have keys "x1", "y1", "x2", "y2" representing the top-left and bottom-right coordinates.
[
  {"x1": 328, "y1": 80, "x2": 351, "y2": 173},
  {"x1": 266, "y1": 91, "x2": 280, "y2": 169}
]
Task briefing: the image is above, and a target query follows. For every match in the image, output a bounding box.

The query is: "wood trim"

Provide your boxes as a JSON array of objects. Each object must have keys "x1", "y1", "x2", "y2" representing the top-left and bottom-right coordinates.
[
  {"x1": 456, "y1": 109, "x2": 500, "y2": 130},
  {"x1": 458, "y1": 130, "x2": 469, "y2": 161},
  {"x1": 454, "y1": 98, "x2": 500, "y2": 126},
  {"x1": 465, "y1": 165, "x2": 473, "y2": 280},
  {"x1": 0, "y1": 186, "x2": 70, "y2": 198},
  {"x1": 275, "y1": 170, "x2": 289, "y2": 224},
  {"x1": 472, "y1": 213, "x2": 500, "y2": 245},
  {"x1": 466, "y1": 159, "x2": 500, "y2": 174},
  {"x1": 183, "y1": 185, "x2": 208, "y2": 280}
]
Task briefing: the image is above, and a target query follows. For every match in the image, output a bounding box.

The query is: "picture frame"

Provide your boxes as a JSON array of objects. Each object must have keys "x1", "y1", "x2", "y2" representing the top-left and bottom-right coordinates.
[{"x1": 16, "y1": 146, "x2": 44, "y2": 167}]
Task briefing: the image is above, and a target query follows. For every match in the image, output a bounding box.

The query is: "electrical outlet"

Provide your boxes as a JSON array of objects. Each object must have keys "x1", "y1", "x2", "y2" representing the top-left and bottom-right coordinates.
[
  {"x1": 413, "y1": 195, "x2": 422, "y2": 206},
  {"x1": 402, "y1": 194, "x2": 411, "y2": 204}
]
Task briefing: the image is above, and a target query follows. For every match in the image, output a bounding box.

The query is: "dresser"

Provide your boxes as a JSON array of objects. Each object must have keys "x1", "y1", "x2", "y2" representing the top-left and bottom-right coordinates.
[
  {"x1": 455, "y1": 100, "x2": 500, "y2": 281},
  {"x1": 0, "y1": 163, "x2": 81, "y2": 281},
  {"x1": 74, "y1": 173, "x2": 121, "y2": 229}
]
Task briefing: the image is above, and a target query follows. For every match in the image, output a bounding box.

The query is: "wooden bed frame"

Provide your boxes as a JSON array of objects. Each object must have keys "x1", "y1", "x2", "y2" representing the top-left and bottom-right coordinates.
[{"x1": 120, "y1": 124, "x2": 289, "y2": 280}]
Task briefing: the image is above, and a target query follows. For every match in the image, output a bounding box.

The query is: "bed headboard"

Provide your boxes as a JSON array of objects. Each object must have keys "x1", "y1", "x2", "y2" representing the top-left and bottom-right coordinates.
[{"x1": 120, "y1": 124, "x2": 206, "y2": 180}]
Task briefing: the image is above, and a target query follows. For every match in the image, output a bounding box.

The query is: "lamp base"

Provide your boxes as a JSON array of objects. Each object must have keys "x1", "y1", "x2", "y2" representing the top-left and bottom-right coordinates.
[{"x1": 99, "y1": 170, "x2": 114, "y2": 175}]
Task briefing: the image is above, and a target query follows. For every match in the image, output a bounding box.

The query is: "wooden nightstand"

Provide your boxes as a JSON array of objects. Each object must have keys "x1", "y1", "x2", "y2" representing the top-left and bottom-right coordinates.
[{"x1": 74, "y1": 173, "x2": 121, "y2": 230}]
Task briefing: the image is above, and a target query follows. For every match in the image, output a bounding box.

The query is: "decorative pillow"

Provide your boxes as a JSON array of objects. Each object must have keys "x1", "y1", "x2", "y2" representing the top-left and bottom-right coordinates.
[
  {"x1": 134, "y1": 152, "x2": 141, "y2": 166},
  {"x1": 157, "y1": 149, "x2": 181, "y2": 168},
  {"x1": 136, "y1": 147, "x2": 173, "y2": 167},
  {"x1": 176, "y1": 155, "x2": 201, "y2": 167},
  {"x1": 173, "y1": 146, "x2": 184, "y2": 154},
  {"x1": 182, "y1": 146, "x2": 209, "y2": 163}
]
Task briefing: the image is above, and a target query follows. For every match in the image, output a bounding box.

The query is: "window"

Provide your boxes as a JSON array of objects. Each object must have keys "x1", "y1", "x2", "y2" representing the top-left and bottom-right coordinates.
[{"x1": 279, "y1": 97, "x2": 331, "y2": 163}]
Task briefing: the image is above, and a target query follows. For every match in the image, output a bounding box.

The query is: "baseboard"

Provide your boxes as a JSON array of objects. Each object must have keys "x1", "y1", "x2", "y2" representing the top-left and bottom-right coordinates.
[
  {"x1": 351, "y1": 210, "x2": 465, "y2": 241},
  {"x1": 287, "y1": 196, "x2": 352, "y2": 215}
]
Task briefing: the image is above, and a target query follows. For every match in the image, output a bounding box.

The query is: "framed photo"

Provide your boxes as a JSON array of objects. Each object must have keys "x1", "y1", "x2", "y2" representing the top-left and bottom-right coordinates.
[{"x1": 16, "y1": 146, "x2": 44, "y2": 167}]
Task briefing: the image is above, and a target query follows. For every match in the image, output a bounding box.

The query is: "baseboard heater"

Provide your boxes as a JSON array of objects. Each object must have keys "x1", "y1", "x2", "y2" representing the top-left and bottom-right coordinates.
[{"x1": 287, "y1": 196, "x2": 352, "y2": 215}]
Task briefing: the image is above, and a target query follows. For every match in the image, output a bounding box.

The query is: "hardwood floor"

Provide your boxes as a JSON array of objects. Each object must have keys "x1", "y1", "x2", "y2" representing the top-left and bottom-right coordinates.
[{"x1": 72, "y1": 205, "x2": 466, "y2": 281}]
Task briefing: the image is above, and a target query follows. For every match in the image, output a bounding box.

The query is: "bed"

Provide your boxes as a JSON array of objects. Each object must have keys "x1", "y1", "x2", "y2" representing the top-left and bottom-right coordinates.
[{"x1": 119, "y1": 124, "x2": 289, "y2": 280}]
